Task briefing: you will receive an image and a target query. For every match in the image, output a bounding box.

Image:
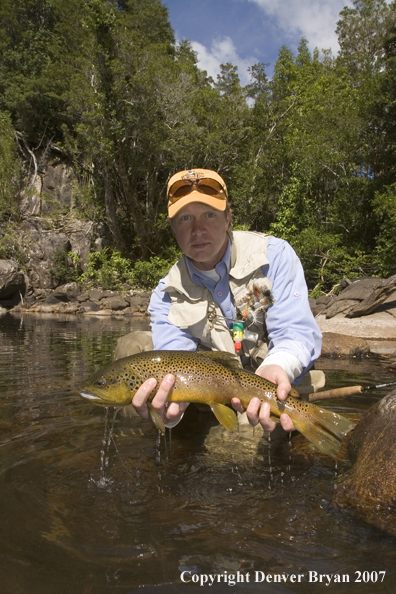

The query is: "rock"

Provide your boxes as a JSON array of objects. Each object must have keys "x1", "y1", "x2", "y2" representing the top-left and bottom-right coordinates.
[
  {"x1": 346, "y1": 275, "x2": 396, "y2": 318},
  {"x1": 88, "y1": 289, "x2": 108, "y2": 302},
  {"x1": 376, "y1": 290, "x2": 396, "y2": 318},
  {"x1": 366, "y1": 340, "x2": 396, "y2": 356},
  {"x1": 333, "y1": 389, "x2": 396, "y2": 535},
  {"x1": 321, "y1": 299, "x2": 360, "y2": 319},
  {"x1": 62, "y1": 303, "x2": 79, "y2": 314},
  {"x1": 336, "y1": 277, "x2": 383, "y2": 301},
  {"x1": 0, "y1": 259, "x2": 27, "y2": 301},
  {"x1": 127, "y1": 293, "x2": 151, "y2": 308},
  {"x1": 321, "y1": 332, "x2": 370, "y2": 358},
  {"x1": 316, "y1": 295, "x2": 334, "y2": 305},
  {"x1": 114, "y1": 331, "x2": 154, "y2": 360},
  {"x1": 44, "y1": 294, "x2": 63, "y2": 305},
  {"x1": 319, "y1": 277, "x2": 386, "y2": 319},
  {"x1": 16, "y1": 216, "x2": 101, "y2": 290},
  {"x1": 100, "y1": 296, "x2": 129, "y2": 311},
  {"x1": 309, "y1": 299, "x2": 328, "y2": 317},
  {"x1": 83, "y1": 308, "x2": 113, "y2": 316},
  {"x1": 53, "y1": 282, "x2": 80, "y2": 302},
  {"x1": 317, "y1": 310, "x2": 396, "y2": 340},
  {"x1": 78, "y1": 301, "x2": 101, "y2": 313}
]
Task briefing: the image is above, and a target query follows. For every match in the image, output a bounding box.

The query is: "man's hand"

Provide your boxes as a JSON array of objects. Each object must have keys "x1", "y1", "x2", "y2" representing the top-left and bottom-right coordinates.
[
  {"x1": 132, "y1": 374, "x2": 188, "y2": 428},
  {"x1": 231, "y1": 364, "x2": 295, "y2": 433}
]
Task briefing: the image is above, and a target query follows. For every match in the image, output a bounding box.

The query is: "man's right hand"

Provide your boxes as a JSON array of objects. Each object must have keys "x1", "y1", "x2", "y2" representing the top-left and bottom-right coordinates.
[{"x1": 132, "y1": 374, "x2": 188, "y2": 429}]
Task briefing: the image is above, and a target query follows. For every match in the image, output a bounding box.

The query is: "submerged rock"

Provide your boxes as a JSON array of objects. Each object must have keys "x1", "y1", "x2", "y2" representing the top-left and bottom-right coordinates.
[{"x1": 333, "y1": 389, "x2": 396, "y2": 535}]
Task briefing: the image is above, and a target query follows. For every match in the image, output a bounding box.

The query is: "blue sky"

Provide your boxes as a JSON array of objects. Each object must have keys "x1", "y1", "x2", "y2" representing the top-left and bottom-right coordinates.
[{"x1": 163, "y1": 0, "x2": 354, "y2": 85}]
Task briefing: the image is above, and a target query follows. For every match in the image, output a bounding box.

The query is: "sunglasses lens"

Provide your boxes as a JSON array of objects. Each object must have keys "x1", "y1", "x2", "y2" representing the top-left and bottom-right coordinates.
[
  {"x1": 169, "y1": 178, "x2": 225, "y2": 201},
  {"x1": 171, "y1": 182, "x2": 193, "y2": 199},
  {"x1": 196, "y1": 183, "x2": 219, "y2": 196}
]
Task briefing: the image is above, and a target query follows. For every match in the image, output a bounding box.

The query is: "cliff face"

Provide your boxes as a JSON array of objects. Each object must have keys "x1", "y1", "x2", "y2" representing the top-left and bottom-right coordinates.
[{"x1": 1, "y1": 158, "x2": 112, "y2": 302}]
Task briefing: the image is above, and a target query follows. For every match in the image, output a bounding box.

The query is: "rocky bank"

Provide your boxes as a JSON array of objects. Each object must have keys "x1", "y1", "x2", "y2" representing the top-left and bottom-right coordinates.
[{"x1": 2, "y1": 259, "x2": 396, "y2": 360}]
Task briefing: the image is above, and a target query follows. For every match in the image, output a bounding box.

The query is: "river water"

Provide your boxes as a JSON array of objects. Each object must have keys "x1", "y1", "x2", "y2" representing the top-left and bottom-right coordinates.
[{"x1": 0, "y1": 313, "x2": 396, "y2": 594}]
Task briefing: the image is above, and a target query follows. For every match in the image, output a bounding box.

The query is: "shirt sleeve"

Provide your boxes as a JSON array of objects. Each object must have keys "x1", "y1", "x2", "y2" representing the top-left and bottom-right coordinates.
[
  {"x1": 148, "y1": 280, "x2": 198, "y2": 351},
  {"x1": 262, "y1": 237, "x2": 322, "y2": 382}
]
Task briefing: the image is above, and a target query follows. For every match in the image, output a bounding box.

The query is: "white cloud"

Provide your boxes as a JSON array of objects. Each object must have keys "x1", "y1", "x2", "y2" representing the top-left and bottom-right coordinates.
[
  {"x1": 191, "y1": 36, "x2": 256, "y2": 86},
  {"x1": 247, "y1": 0, "x2": 354, "y2": 54}
]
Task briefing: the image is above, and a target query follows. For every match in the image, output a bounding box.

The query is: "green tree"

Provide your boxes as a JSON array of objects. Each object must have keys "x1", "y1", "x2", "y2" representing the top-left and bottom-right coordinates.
[{"x1": 0, "y1": 111, "x2": 20, "y2": 219}]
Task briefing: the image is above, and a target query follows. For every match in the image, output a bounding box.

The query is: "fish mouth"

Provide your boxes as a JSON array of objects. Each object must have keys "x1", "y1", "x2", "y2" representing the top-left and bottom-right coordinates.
[
  {"x1": 80, "y1": 390, "x2": 131, "y2": 407},
  {"x1": 80, "y1": 390, "x2": 109, "y2": 405}
]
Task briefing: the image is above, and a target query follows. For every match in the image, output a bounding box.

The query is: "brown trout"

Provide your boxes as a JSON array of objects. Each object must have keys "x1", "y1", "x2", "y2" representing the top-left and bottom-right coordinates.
[{"x1": 79, "y1": 350, "x2": 354, "y2": 456}]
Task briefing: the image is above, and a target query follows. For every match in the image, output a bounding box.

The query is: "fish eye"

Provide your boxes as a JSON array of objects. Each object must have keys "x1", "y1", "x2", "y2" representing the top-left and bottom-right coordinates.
[{"x1": 97, "y1": 379, "x2": 106, "y2": 388}]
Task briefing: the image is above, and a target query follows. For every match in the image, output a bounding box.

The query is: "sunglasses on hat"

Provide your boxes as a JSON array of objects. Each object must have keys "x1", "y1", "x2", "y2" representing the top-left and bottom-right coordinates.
[{"x1": 168, "y1": 177, "x2": 227, "y2": 202}]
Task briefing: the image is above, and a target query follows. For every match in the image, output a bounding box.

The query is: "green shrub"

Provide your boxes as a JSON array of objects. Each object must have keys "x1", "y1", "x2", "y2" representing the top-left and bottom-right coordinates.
[
  {"x1": 0, "y1": 111, "x2": 20, "y2": 221},
  {"x1": 78, "y1": 247, "x2": 181, "y2": 291},
  {"x1": 78, "y1": 248, "x2": 132, "y2": 290},
  {"x1": 373, "y1": 183, "x2": 396, "y2": 277},
  {"x1": 130, "y1": 252, "x2": 180, "y2": 290}
]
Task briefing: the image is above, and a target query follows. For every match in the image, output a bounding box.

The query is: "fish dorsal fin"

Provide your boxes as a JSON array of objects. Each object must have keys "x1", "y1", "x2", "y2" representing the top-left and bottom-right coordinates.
[{"x1": 198, "y1": 350, "x2": 242, "y2": 370}]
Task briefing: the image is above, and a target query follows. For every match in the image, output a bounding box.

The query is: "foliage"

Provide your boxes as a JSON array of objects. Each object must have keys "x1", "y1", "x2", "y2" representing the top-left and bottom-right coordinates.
[
  {"x1": 372, "y1": 183, "x2": 396, "y2": 276},
  {"x1": 49, "y1": 244, "x2": 82, "y2": 285},
  {"x1": 78, "y1": 246, "x2": 180, "y2": 291},
  {"x1": 78, "y1": 248, "x2": 133, "y2": 290},
  {"x1": 0, "y1": 111, "x2": 20, "y2": 219},
  {"x1": 0, "y1": 222, "x2": 26, "y2": 265},
  {"x1": 1, "y1": 0, "x2": 396, "y2": 292},
  {"x1": 129, "y1": 247, "x2": 181, "y2": 289}
]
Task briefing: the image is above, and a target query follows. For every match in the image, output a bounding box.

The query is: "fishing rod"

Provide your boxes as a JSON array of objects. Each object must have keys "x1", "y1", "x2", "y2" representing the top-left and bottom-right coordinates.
[{"x1": 303, "y1": 380, "x2": 396, "y2": 402}]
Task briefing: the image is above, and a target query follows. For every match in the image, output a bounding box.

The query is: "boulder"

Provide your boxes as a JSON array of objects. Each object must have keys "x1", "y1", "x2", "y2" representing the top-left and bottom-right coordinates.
[
  {"x1": 100, "y1": 296, "x2": 129, "y2": 311},
  {"x1": 0, "y1": 259, "x2": 27, "y2": 302},
  {"x1": 321, "y1": 332, "x2": 370, "y2": 358},
  {"x1": 321, "y1": 299, "x2": 360, "y2": 319},
  {"x1": 78, "y1": 301, "x2": 101, "y2": 313},
  {"x1": 336, "y1": 277, "x2": 383, "y2": 301},
  {"x1": 319, "y1": 277, "x2": 384, "y2": 319},
  {"x1": 333, "y1": 390, "x2": 396, "y2": 535},
  {"x1": 114, "y1": 331, "x2": 154, "y2": 360},
  {"x1": 53, "y1": 282, "x2": 80, "y2": 302}
]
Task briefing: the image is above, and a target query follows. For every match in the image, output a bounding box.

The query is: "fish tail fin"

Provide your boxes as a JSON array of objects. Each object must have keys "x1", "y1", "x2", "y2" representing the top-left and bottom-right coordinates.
[
  {"x1": 147, "y1": 403, "x2": 166, "y2": 435},
  {"x1": 293, "y1": 405, "x2": 355, "y2": 457},
  {"x1": 211, "y1": 403, "x2": 238, "y2": 431}
]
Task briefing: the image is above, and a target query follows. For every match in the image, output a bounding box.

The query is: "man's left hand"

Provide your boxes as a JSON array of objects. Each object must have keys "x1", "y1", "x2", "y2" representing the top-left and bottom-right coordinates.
[{"x1": 231, "y1": 364, "x2": 296, "y2": 433}]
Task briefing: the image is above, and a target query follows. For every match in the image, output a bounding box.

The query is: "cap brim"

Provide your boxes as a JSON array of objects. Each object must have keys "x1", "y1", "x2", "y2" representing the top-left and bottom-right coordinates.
[{"x1": 168, "y1": 191, "x2": 227, "y2": 218}]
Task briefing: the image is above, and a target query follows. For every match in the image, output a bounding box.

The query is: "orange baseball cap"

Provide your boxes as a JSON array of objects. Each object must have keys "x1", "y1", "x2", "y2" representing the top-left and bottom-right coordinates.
[{"x1": 167, "y1": 168, "x2": 228, "y2": 218}]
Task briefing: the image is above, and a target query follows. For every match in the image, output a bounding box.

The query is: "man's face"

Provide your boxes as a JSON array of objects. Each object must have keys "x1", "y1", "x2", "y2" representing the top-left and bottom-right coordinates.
[{"x1": 169, "y1": 202, "x2": 232, "y2": 271}]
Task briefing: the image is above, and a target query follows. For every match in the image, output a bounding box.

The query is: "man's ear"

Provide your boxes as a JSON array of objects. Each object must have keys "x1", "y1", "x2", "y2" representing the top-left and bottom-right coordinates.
[{"x1": 168, "y1": 216, "x2": 175, "y2": 235}]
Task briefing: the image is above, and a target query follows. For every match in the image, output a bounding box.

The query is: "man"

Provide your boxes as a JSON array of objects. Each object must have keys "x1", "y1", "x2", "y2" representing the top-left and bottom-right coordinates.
[{"x1": 132, "y1": 168, "x2": 322, "y2": 433}]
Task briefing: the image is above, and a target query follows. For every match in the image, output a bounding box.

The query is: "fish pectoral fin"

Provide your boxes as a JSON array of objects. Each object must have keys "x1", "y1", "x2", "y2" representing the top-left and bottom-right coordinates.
[
  {"x1": 198, "y1": 351, "x2": 242, "y2": 370},
  {"x1": 210, "y1": 403, "x2": 238, "y2": 431},
  {"x1": 147, "y1": 403, "x2": 166, "y2": 435}
]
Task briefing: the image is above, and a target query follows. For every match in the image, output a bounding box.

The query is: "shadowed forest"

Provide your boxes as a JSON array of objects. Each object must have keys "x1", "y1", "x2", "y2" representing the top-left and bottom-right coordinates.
[{"x1": 1, "y1": 0, "x2": 396, "y2": 294}]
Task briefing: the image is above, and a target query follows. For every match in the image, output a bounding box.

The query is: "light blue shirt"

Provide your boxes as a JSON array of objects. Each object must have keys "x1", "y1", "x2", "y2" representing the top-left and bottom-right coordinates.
[{"x1": 148, "y1": 236, "x2": 322, "y2": 382}]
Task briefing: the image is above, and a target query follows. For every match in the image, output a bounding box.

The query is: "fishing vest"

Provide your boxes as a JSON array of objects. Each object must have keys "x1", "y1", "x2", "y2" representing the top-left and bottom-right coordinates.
[{"x1": 162, "y1": 231, "x2": 274, "y2": 366}]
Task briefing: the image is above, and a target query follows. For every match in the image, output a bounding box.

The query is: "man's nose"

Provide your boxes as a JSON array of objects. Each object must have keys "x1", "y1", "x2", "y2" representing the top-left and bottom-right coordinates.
[{"x1": 191, "y1": 218, "x2": 205, "y2": 234}]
